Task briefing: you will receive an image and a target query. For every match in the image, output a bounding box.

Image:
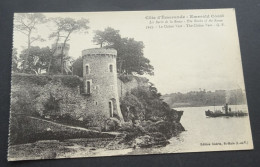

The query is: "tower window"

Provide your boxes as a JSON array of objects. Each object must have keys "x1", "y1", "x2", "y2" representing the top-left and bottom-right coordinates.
[
  {"x1": 109, "y1": 64, "x2": 113, "y2": 72},
  {"x1": 86, "y1": 81, "x2": 91, "y2": 94},
  {"x1": 86, "y1": 65, "x2": 89, "y2": 74}
]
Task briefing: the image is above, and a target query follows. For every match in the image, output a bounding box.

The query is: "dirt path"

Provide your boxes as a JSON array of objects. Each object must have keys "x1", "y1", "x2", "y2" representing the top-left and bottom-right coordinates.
[{"x1": 28, "y1": 116, "x2": 121, "y2": 136}]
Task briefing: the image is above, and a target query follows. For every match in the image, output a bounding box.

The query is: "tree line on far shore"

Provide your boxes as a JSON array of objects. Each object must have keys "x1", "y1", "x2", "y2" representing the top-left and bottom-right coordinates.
[
  {"x1": 13, "y1": 13, "x2": 154, "y2": 77},
  {"x1": 162, "y1": 89, "x2": 247, "y2": 108}
]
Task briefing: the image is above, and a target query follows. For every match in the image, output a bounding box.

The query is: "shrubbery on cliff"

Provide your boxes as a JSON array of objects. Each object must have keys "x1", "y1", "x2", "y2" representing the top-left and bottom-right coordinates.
[
  {"x1": 11, "y1": 74, "x2": 83, "y2": 116},
  {"x1": 120, "y1": 84, "x2": 172, "y2": 122},
  {"x1": 10, "y1": 74, "x2": 107, "y2": 133},
  {"x1": 12, "y1": 73, "x2": 82, "y2": 88},
  {"x1": 119, "y1": 79, "x2": 185, "y2": 147}
]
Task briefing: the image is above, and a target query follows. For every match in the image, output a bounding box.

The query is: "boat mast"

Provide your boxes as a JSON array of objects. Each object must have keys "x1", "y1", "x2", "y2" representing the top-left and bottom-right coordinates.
[
  {"x1": 235, "y1": 93, "x2": 237, "y2": 111},
  {"x1": 214, "y1": 96, "x2": 215, "y2": 111}
]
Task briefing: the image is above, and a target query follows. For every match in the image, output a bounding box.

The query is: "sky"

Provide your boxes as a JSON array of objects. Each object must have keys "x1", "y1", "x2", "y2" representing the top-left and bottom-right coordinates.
[{"x1": 13, "y1": 9, "x2": 246, "y2": 94}]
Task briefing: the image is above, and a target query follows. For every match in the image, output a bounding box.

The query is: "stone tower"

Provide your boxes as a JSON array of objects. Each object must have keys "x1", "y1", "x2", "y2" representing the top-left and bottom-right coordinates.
[
  {"x1": 52, "y1": 43, "x2": 70, "y2": 57},
  {"x1": 82, "y1": 48, "x2": 124, "y2": 121}
]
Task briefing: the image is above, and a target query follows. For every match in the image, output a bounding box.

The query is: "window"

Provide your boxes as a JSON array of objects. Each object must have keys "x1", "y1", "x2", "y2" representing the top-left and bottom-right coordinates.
[
  {"x1": 109, "y1": 64, "x2": 113, "y2": 72},
  {"x1": 86, "y1": 65, "x2": 89, "y2": 74},
  {"x1": 86, "y1": 81, "x2": 91, "y2": 94}
]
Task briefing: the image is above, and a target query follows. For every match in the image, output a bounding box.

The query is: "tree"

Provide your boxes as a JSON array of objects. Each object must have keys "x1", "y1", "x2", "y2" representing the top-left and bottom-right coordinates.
[
  {"x1": 93, "y1": 27, "x2": 121, "y2": 48},
  {"x1": 119, "y1": 38, "x2": 154, "y2": 75},
  {"x1": 72, "y1": 56, "x2": 83, "y2": 77},
  {"x1": 19, "y1": 46, "x2": 52, "y2": 74},
  {"x1": 14, "y1": 13, "x2": 46, "y2": 72},
  {"x1": 49, "y1": 17, "x2": 90, "y2": 74},
  {"x1": 47, "y1": 30, "x2": 61, "y2": 74},
  {"x1": 12, "y1": 48, "x2": 19, "y2": 72},
  {"x1": 93, "y1": 27, "x2": 154, "y2": 75}
]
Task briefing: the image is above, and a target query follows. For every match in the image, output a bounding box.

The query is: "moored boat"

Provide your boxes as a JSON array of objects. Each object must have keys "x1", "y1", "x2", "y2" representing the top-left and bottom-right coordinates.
[{"x1": 205, "y1": 103, "x2": 248, "y2": 117}]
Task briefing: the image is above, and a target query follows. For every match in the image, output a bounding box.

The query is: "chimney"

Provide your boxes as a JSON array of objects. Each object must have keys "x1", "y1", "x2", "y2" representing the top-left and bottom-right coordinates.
[{"x1": 225, "y1": 103, "x2": 228, "y2": 114}]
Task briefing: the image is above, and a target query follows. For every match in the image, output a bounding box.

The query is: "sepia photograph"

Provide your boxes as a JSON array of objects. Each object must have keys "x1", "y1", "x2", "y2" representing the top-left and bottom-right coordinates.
[{"x1": 8, "y1": 9, "x2": 253, "y2": 161}]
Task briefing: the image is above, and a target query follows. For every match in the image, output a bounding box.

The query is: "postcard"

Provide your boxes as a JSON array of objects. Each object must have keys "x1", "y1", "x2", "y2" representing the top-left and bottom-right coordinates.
[{"x1": 8, "y1": 8, "x2": 253, "y2": 161}]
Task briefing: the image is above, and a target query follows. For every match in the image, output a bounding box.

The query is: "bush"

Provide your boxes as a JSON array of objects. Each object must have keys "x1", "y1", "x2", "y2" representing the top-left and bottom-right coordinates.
[
  {"x1": 120, "y1": 84, "x2": 173, "y2": 121},
  {"x1": 118, "y1": 75, "x2": 134, "y2": 83},
  {"x1": 59, "y1": 75, "x2": 82, "y2": 88},
  {"x1": 84, "y1": 111, "x2": 107, "y2": 130},
  {"x1": 120, "y1": 93, "x2": 145, "y2": 121},
  {"x1": 11, "y1": 84, "x2": 43, "y2": 116},
  {"x1": 12, "y1": 73, "x2": 50, "y2": 86},
  {"x1": 118, "y1": 122, "x2": 133, "y2": 132},
  {"x1": 11, "y1": 74, "x2": 86, "y2": 122},
  {"x1": 12, "y1": 73, "x2": 82, "y2": 88},
  {"x1": 105, "y1": 118, "x2": 121, "y2": 131}
]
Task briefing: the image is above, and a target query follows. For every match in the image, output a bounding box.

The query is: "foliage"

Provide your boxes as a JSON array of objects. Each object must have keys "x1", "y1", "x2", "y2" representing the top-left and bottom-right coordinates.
[
  {"x1": 19, "y1": 46, "x2": 52, "y2": 74},
  {"x1": 58, "y1": 75, "x2": 82, "y2": 88},
  {"x1": 162, "y1": 89, "x2": 247, "y2": 108},
  {"x1": 11, "y1": 74, "x2": 84, "y2": 122},
  {"x1": 48, "y1": 17, "x2": 90, "y2": 74},
  {"x1": 48, "y1": 58, "x2": 63, "y2": 74},
  {"x1": 120, "y1": 93, "x2": 145, "y2": 122},
  {"x1": 117, "y1": 38, "x2": 154, "y2": 75},
  {"x1": 12, "y1": 73, "x2": 82, "y2": 87},
  {"x1": 118, "y1": 74, "x2": 134, "y2": 83},
  {"x1": 72, "y1": 56, "x2": 83, "y2": 77},
  {"x1": 14, "y1": 13, "x2": 47, "y2": 33},
  {"x1": 43, "y1": 92, "x2": 61, "y2": 117},
  {"x1": 51, "y1": 17, "x2": 89, "y2": 34},
  {"x1": 12, "y1": 48, "x2": 19, "y2": 72},
  {"x1": 93, "y1": 27, "x2": 121, "y2": 47},
  {"x1": 14, "y1": 13, "x2": 46, "y2": 71},
  {"x1": 84, "y1": 111, "x2": 107, "y2": 129},
  {"x1": 130, "y1": 85, "x2": 167, "y2": 120},
  {"x1": 93, "y1": 27, "x2": 154, "y2": 75},
  {"x1": 11, "y1": 84, "x2": 42, "y2": 116},
  {"x1": 12, "y1": 73, "x2": 50, "y2": 86},
  {"x1": 120, "y1": 83, "x2": 171, "y2": 122}
]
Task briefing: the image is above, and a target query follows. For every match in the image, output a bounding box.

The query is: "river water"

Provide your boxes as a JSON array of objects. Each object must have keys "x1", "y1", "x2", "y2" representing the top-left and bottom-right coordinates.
[{"x1": 125, "y1": 105, "x2": 253, "y2": 155}]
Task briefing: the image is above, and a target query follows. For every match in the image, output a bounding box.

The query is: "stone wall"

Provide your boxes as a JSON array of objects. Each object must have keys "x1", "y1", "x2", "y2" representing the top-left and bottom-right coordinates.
[{"x1": 117, "y1": 75, "x2": 149, "y2": 99}]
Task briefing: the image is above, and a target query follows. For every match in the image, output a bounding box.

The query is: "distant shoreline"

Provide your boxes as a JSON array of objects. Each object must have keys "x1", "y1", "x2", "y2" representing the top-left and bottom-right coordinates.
[{"x1": 172, "y1": 103, "x2": 247, "y2": 109}]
